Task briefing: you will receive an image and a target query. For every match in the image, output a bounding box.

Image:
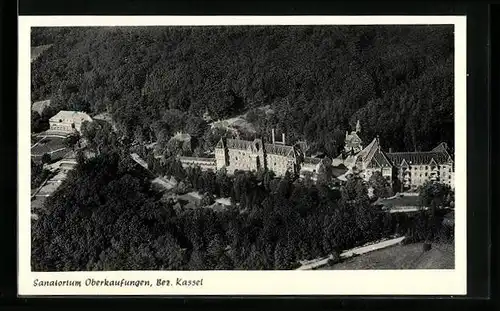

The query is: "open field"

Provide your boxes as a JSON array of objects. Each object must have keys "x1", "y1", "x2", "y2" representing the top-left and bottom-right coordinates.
[
  {"x1": 376, "y1": 195, "x2": 421, "y2": 209},
  {"x1": 320, "y1": 242, "x2": 454, "y2": 270},
  {"x1": 31, "y1": 137, "x2": 66, "y2": 155},
  {"x1": 209, "y1": 105, "x2": 274, "y2": 135},
  {"x1": 32, "y1": 136, "x2": 69, "y2": 163}
]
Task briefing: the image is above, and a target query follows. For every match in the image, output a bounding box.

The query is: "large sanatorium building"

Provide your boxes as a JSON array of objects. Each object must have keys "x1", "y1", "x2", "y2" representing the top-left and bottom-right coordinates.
[{"x1": 178, "y1": 121, "x2": 454, "y2": 191}]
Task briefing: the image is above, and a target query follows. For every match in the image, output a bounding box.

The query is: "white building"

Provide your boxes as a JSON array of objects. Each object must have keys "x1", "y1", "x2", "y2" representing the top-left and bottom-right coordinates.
[{"x1": 49, "y1": 111, "x2": 92, "y2": 134}]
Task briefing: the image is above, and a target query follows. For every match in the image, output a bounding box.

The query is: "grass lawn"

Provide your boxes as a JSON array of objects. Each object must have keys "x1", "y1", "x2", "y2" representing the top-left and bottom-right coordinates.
[
  {"x1": 320, "y1": 242, "x2": 454, "y2": 270},
  {"x1": 31, "y1": 137, "x2": 67, "y2": 156},
  {"x1": 377, "y1": 195, "x2": 421, "y2": 209}
]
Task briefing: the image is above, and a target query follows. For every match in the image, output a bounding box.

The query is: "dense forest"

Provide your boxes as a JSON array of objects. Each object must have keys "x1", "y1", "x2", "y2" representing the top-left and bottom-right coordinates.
[
  {"x1": 31, "y1": 26, "x2": 455, "y2": 271},
  {"x1": 32, "y1": 150, "x2": 452, "y2": 271},
  {"x1": 31, "y1": 25, "x2": 454, "y2": 155}
]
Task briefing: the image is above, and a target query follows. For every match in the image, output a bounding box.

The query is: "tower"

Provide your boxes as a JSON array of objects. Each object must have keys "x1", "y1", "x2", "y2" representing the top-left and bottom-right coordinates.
[
  {"x1": 356, "y1": 120, "x2": 361, "y2": 133},
  {"x1": 215, "y1": 138, "x2": 228, "y2": 169}
]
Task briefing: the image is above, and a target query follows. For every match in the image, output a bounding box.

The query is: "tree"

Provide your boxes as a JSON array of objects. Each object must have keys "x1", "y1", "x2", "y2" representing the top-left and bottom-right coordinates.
[
  {"x1": 63, "y1": 132, "x2": 81, "y2": 149},
  {"x1": 368, "y1": 171, "x2": 393, "y2": 199},
  {"x1": 81, "y1": 121, "x2": 119, "y2": 154},
  {"x1": 215, "y1": 168, "x2": 232, "y2": 197},
  {"x1": 41, "y1": 153, "x2": 51, "y2": 164},
  {"x1": 32, "y1": 26, "x2": 454, "y2": 155},
  {"x1": 419, "y1": 181, "x2": 453, "y2": 215},
  {"x1": 31, "y1": 111, "x2": 48, "y2": 133},
  {"x1": 201, "y1": 193, "x2": 215, "y2": 206},
  {"x1": 340, "y1": 171, "x2": 369, "y2": 206},
  {"x1": 76, "y1": 150, "x2": 86, "y2": 166},
  {"x1": 316, "y1": 157, "x2": 333, "y2": 186},
  {"x1": 31, "y1": 160, "x2": 52, "y2": 189}
]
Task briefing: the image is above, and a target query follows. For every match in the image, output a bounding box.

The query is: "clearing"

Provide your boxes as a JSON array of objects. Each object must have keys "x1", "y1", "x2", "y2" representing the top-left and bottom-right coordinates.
[
  {"x1": 209, "y1": 105, "x2": 275, "y2": 135},
  {"x1": 31, "y1": 44, "x2": 53, "y2": 62},
  {"x1": 31, "y1": 136, "x2": 68, "y2": 161},
  {"x1": 375, "y1": 194, "x2": 421, "y2": 209}
]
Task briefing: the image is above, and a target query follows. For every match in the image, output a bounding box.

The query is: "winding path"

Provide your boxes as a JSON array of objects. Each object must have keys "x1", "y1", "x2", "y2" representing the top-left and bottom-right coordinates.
[{"x1": 296, "y1": 236, "x2": 406, "y2": 270}]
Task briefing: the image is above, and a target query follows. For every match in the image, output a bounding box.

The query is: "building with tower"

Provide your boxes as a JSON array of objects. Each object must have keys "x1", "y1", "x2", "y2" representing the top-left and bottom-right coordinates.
[
  {"x1": 344, "y1": 120, "x2": 363, "y2": 154},
  {"x1": 214, "y1": 129, "x2": 302, "y2": 176},
  {"x1": 349, "y1": 136, "x2": 454, "y2": 191}
]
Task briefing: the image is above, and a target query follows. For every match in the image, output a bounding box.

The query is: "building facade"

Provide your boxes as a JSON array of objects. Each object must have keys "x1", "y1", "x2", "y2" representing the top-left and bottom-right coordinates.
[
  {"x1": 49, "y1": 110, "x2": 92, "y2": 134},
  {"x1": 353, "y1": 137, "x2": 455, "y2": 191},
  {"x1": 179, "y1": 130, "x2": 302, "y2": 177},
  {"x1": 213, "y1": 136, "x2": 300, "y2": 177},
  {"x1": 178, "y1": 156, "x2": 217, "y2": 171},
  {"x1": 299, "y1": 157, "x2": 322, "y2": 179},
  {"x1": 385, "y1": 148, "x2": 454, "y2": 191}
]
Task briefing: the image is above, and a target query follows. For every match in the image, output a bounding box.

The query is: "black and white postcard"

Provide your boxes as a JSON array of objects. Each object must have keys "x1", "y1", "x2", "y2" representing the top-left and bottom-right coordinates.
[{"x1": 19, "y1": 15, "x2": 467, "y2": 296}]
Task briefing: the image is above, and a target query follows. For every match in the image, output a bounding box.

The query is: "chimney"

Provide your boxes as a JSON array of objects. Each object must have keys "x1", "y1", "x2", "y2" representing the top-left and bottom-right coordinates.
[
  {"x1": 282, "y1": 133, "x2": 286, "y2": 145},
  {"x1": 389, "y1": 147, "x2": 393, "y2": 153},
  {"x1": 272, "y1": 129, "x2": 275, "y2": 144}
]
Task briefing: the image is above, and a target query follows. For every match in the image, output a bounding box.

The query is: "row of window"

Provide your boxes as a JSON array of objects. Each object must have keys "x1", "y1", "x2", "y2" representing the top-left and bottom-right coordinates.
[{"x1": 407, "y1": 165, "x2": 452, "y2": 173}]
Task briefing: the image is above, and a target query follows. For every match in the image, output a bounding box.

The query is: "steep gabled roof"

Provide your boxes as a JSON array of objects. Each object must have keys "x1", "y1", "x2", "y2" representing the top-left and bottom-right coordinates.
[
  {"x1": 386, "y1": 151, "x2": 452, "y2": 166},
  {"x1": 356, "y1": 137, "x2": 381, "y2": 168},
  {"x1": 431, "y1": 142, "x2": 448, "y2": 153},
  {"x1": 373, "y1": 150, "x2": 392, "y2": 167},
  {"x1": 264, "y1": 143, "x2": 295, "y2": 157},
  {"x1": 226, "y1": 138, "x2": 254, "y2": 151},
  {"x1": 215, "y1": 139, "x2": 224, "y2": 149},
  {"x1": 366, "y1": 150, "x2": 392, "y2": 169},
  {"x1": 431, "y1": 142, "x2": 453, "y2": 161}
]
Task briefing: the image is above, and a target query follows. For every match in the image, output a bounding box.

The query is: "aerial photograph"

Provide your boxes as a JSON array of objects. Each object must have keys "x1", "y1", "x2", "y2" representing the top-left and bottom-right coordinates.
[{"x1": 30, "y1": 25, "x2": 455, "y2": 271}]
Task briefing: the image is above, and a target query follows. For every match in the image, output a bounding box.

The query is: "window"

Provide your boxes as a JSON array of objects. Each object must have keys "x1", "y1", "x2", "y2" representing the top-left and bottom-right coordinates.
[
  {"x1": 449, "y1": 169, "x2": 451, "y2": 173},
  {"x1": 425, "y1": 166, "x2": 428, "y2": 170},
  {"x1": 425, "y1": 173, "x2": 428, "y2": 176}
]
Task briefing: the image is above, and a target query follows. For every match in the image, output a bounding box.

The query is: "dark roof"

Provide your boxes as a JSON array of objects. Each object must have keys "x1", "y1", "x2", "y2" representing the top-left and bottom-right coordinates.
[
  {"x1": 303, "y1": 157, "x2": 321, "y2": 165},
  {"x1": 264, "y1": 143, "x2": 295, "y2": 157},
  {"x1": 332, "y1": 165, "x2": 349, "y2": 177},
  {"x1": 226, "y1": 138, "x2": 254, "y2": 150},
  {"x1": 368, "y1": 150, "x2": 393, "y2": 168},
  {"x1": 386, "y1": 151, "x2": 452, "y2": 166},
  {"x1": 431, "y1": 142, "x2": 448, "y2": 153},
  {"x1": 357, "y1": 138, "x2": 380, "y2": 167}
]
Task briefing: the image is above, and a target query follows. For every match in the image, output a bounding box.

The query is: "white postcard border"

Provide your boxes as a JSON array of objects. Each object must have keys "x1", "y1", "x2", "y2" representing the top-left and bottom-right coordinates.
[{"x1": 18, "y1": 15, "x2": 467, "y2": 296}]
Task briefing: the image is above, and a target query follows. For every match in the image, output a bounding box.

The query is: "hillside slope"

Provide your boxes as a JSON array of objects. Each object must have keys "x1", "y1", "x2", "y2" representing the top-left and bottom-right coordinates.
[{"x1": 31, "y1": 25, "x2": 454, "y2": 155}]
